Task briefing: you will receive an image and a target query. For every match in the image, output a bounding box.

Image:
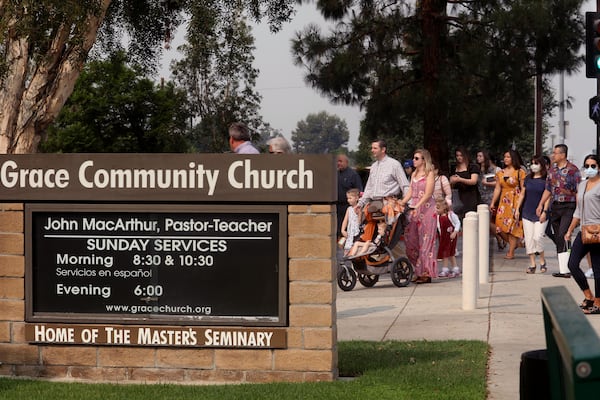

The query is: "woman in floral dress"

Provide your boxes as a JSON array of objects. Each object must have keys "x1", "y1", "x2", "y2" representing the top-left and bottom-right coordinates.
[
  {"x1": 400, "y1": 149, "x2": 437, "y2": 283},
  {"x1": 490, "y1": 149, "x2": 526, "y2": 259}
]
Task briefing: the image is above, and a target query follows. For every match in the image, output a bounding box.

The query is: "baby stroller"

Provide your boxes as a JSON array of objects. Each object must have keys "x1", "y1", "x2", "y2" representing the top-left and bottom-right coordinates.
[{"x1": 337, "y1": 198, "x2": 414, "y2": 291}]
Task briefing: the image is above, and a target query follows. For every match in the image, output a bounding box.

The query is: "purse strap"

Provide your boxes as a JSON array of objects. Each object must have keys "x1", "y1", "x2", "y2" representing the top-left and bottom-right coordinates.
[{"x1": 582, "y1": 180, "x2": 590, "y2": 226}]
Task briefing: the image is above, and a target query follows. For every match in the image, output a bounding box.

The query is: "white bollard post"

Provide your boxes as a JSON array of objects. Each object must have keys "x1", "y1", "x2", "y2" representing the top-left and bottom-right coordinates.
[
  {"x1": 462, "y1": 211, "x2": 479, "y2": 310},
  {"x1": 477, "y1": 204, "x2": 490, "y2": 285}
]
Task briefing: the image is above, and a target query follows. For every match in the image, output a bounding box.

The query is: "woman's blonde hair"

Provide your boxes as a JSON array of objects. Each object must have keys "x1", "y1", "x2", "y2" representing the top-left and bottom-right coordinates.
[{"x1": 414, "y1": 149, "x2": 433, "y2": 174}]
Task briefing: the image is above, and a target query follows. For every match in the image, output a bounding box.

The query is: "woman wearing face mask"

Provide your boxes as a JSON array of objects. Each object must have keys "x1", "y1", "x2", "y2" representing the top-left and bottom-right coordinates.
[
  {"x1": 516, "y1": 155, "x2": 550, "y2": 273},
  {"x1": 564, "y1": 154, "x2": 600, "y2": 314}
]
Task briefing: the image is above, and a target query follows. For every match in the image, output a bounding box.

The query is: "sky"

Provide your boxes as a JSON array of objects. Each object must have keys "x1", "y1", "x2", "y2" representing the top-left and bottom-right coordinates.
[{"x1": 159, "y1": 1, "x2": 597, "y2": 161}]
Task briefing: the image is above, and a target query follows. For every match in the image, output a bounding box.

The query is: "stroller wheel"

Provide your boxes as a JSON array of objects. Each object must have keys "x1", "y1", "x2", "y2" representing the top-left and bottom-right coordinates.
[
  {"x1": 391, "y1": 257, "x2": 413, "y2": 287},
  {"x1": 358, "y1": 274, "x2": 379, "y2": 287},
  {"x1": 337, "y1": 264, "x2": 357, "y2": 291}
]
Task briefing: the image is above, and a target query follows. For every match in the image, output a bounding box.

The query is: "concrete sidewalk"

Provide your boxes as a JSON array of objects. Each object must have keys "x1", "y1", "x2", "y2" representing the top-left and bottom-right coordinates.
[{"x1": 336, "y1": 237, "x2": 600, "y2": 399}]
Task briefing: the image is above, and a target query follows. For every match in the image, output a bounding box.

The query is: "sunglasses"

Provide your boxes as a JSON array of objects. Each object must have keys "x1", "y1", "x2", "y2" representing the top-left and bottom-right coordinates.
[
  {"x1": 584, "y1": 164, "x2": 598, "y2": 169},
  {"x1": 531, "y1": 161, "x2": 539, "y2": 165},
  {"x1": 413, "y1": 156, "x2": 421, "y2": 160}
]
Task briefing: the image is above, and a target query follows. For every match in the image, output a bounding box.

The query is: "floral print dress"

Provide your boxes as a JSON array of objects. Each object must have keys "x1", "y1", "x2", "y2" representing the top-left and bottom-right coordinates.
[
  {"x1": 495, "y1": 168, "x2": 525, "y2": 238},
  {"x1": 405, "y1": 175, "x2": 437, "y2": 278}
]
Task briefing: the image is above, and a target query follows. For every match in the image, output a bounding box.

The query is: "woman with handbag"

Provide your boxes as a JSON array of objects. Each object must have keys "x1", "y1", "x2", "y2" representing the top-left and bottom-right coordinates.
[
  {"x1": 490, "y1": 149, "x2": 526, "y2": 259},
  {"x1": 564, "y1": 154, "x2": 600, "y2": 314}
]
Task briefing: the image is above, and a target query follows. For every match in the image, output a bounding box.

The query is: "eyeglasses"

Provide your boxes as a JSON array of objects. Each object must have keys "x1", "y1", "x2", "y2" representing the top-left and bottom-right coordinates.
[
  {"x1": 584, "y1": 164, "x2": 598, "y2": 169},
  {"x1": 413, "y1": 156, "x2": 421, "y2": 160}
]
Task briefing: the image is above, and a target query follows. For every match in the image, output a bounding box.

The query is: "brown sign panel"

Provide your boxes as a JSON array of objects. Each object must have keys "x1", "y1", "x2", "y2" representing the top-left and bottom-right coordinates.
[
  {"x1": 25, "y1": 323, "x2": 286, "y2": 348},
  {"x1": 0, "y1": 154, "x2": 336, "y2": 202}
]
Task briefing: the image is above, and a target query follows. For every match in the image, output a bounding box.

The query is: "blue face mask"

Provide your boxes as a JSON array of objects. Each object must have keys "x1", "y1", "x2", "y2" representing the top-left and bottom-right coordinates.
[{"x1": 585, "y1": 167, "x2": 599, "y2": 179}]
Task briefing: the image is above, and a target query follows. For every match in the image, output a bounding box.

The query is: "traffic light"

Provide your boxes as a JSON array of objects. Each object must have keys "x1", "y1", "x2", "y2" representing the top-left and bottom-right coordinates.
[{"x1": 586, "y1": 12, "x2": 600, "y2": 78}]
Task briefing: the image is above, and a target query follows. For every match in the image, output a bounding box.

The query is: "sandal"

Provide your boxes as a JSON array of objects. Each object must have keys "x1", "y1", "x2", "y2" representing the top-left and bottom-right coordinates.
[
  {"x1": 526, "y1": 266, "x2": 536, "y2": 274},
  {"x1": 584, "y1": 305, "x2": 600, "y2": 314},
  {"x1": 539, "y1": 263, "x2": 547, "y2": 273},
  {"x1": 580, "y1": 298, "x2": 595, "y2": 310}
]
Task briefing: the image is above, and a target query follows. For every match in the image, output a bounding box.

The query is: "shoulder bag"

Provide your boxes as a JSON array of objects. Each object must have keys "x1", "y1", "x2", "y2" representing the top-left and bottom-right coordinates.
[{"x1": 581, "y1": 181, "x2": 600, "y2": 244}]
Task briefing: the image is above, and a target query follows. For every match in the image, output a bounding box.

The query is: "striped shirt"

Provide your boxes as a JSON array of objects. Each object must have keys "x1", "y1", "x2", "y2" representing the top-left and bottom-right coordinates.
[{"x1": 359, "y1": 156, "x2": 409, "y2": 206}]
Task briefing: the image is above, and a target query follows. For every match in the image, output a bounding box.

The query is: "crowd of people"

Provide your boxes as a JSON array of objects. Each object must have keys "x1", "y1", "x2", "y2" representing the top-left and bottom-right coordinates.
[{"x1": 337, "y1": 141, "x2": 600, "y2": 306}]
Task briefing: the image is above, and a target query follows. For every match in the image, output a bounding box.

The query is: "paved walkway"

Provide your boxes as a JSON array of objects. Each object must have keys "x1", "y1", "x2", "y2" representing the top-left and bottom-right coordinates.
[{"x1": 336, "y1": 237, "x2": 600, "y2": 399}]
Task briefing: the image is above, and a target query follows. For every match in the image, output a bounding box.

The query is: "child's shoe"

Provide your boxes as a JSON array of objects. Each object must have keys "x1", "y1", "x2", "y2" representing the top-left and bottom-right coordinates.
[
  {"x1": 438, "y1": 267, "x2": 450, "y2": 278},
  {"x1": 449, "y1": 266, "x2": 461, "y2": 278}
]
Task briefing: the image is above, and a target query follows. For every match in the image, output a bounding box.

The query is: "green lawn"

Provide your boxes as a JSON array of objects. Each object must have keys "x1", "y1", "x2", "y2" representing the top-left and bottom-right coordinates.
[{"x1": 0, "y1": 340, "x2": 488, "y2": 400}]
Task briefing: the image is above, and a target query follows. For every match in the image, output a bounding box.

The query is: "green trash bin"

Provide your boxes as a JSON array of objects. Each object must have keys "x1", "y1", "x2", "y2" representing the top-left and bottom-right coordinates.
[{"x1": 520, "y1": 349, "x2": 550, "y2": 400}]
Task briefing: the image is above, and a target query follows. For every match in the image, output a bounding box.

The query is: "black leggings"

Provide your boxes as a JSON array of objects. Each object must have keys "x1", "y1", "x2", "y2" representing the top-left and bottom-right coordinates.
[{"x1": 567, "y1": 232, "x2": 600, "y2": 296}]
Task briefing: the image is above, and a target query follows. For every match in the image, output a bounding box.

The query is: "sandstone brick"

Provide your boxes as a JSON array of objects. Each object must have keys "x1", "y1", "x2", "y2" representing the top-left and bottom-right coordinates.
[
  {"x1": 14, "y1": 365, "x2": 68, "y2": 379},
  {"x1": 0, "y1": 343, "x2": 39, "y2": 364},
  {"x1": 303, "y1": 328, "x2": 335, "y2": 349},
  {"x1": 0, "y1": 204, "x2": 23, "y2": 212},
  {"x1": 0, "y1": 299, "x2": 24, "y2": 321},
  {"x1": 12, "y1": 322, "x2": 26, "y2": 343},
  {"x1": 289, "y1": 305, "x2": 333, "y2": 327},
  {"x1": 288, "y1": 237, "x2": 333, "y2": 258},
  {"x1": 42, "y1": 346, "x2": 97, "y2": 366},
  {"x1": 214, "y1": 349, "x2": 272, "y2": 370},
  {"x1": 305, "y1": 371, "x2": 336, "y2": 382},
  {"x1": 289, "y1": 259, "x2": 334, "y2": 281},
  {"x1": 307, "y1": 205, "x2": 334, "y2": 213},
  {"x1": 186, "y1": 368, "x2": 244, "y2": 383},
  {"x1": 0, "y1": 255, "x2": 24, "y2": 277},
  {"x1": 246, "y1": 370, "x2": 305, "y2": 383},
  {"x1": 98, "y1": 347, "x2": 155, "y2": 367},
  {"x1": 0, "y1": 322, "x2": 9, "y2": 342},
  {"x1": 0, "y1": 212, "x2": 23, "y2": 233},
  {"x1": 156, "y1": 348, "x2": 213, "y2": 368},
  {"x1": 289, "y1": 282, "x2": 332, "y2": 304},
  {"x1": 0, "y1": 233, "x2": 23, "y2": 255},
  {"x1": 0, "y1": 277, "x2": 23, "y2": 299},
  {"x1": 287, "y1": 205, "x2": 310, "y2": 213},
  {"x1": 274, "y1": 349, "x2": 334, "y2": 371},
  {"x1": 288, "y1": 214, "x2": 334, "y2": 236},
  {"x1": 286, "y1": 327, "x2": 303, "y2": 348},
  {"x1": 69, "y1": 366, "x2": 130, "y2": 382},
  {"x1": 130, "y1": 367, "x2": 185, "y2": 383}
]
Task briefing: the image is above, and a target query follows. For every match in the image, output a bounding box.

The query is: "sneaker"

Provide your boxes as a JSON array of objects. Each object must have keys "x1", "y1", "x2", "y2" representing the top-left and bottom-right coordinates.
[
  {"x1": 586, "y1": 269, "x2": 594, "y2": 279},
  {"x1": 451, "y1": 267, "x2": 461, "y2": 277},
  {"x1": 438, "y1": 268, "x2": 450, "y2": 278}
]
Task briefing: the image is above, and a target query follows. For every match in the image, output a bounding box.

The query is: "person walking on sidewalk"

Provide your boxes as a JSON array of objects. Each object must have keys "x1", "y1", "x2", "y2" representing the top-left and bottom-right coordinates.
[
  {"x1": 435, "y1": 198, "x2": 461, "y2": 278},
  {"x1": 537, "y1": 144, "x2": 581, "y2": 278},
  {"x1": 400, "y1": 149, "x2": 437, "y2": 283},
  {"x1": 490, "y1": 149, "x2": 526, "y2": 260},
  {"x1": 564, "y1": 154, "x2": 600, "y2": 314},
  {"x1": 517, "y1": 155, "x2": 550, "y2": 274}
]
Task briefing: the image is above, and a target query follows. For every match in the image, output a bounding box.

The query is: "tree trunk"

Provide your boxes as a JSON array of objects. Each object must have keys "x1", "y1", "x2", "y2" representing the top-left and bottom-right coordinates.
[
  {"x1": 421, "y1": 0, "x2": 448, "y2": 170},
  {"x1": 0, "y1": 0, "x2": 112, "y2": 154}
]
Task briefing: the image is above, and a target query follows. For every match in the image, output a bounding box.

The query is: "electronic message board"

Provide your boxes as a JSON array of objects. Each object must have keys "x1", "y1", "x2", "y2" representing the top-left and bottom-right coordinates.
[{"x1": 25, "y1": 204, "x2": 287, "y2": 326}]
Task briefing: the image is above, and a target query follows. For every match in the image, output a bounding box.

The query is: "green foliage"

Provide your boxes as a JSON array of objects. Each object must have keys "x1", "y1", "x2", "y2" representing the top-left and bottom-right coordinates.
[
  {"x1": 291, "y1": 111, "x2": 350, "y2": 154},
  {"x1": 292, "y1": 0, "x2": 584, "y2": 169},
  {"x1": 41, "y1": 51, "x2": 192, "y2": 153},
  {"x1": 171, "y1": 3, "x2": 276, "y2": 152},
  {"x1": 0, "y1": 340, "x2": 488, "y2": 400}
]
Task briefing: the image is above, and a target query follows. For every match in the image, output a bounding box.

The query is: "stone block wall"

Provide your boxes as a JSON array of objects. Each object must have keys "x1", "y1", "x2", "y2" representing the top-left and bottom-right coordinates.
[{"x1": 0, "y1": 203, "x2": 337, "y2": 384}]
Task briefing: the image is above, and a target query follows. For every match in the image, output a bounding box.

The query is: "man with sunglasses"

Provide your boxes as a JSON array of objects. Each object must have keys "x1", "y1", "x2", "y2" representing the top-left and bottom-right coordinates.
[{"x1": 536, "y1": 144, "x2": 581, "y2": 278}]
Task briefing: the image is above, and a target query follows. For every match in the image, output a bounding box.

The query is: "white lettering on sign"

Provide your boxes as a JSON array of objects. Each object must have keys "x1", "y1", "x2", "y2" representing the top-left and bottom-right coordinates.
[
  {"x1": 137, "y1": 328, "x2": 198, "y2": 346},
  {"x1": 34, "y1": 325, "x2": 75, "y2": 343},
  {"x1": 227, "y1": 159, "x2": 313, "y2": 190},
  {"x1": 0, "y1": 160, "x2": 70, "y2": 188},
  {"x1": 78, "y1": 160, "x2": 219, "y2": 195},
  {"x1": 204, "y1": 329, "x2": 273, "y2": 347}
]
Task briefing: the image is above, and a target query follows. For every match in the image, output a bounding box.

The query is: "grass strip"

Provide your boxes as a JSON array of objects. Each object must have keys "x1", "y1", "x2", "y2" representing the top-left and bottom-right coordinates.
[{"x1": 0, "y1": 340, "x2": 488, "y2": 400}]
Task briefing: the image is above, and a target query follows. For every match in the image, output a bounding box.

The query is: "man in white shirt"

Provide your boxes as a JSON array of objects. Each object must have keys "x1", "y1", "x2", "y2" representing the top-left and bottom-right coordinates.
[
  {"x1": 358, "y1": 139, "x2": 410, "y2": 208},
  {"x1": 357, "y1": 139, "x2": 410, "y2": 243},
  {"x1": 228, "y1": 122, "x2": 259, "y2": 154}
]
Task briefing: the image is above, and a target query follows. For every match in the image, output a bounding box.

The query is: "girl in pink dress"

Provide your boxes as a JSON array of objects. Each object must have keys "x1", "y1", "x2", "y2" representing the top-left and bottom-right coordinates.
[{"x1": 400, "y1": 149, "x2": 437, "y2": 283}]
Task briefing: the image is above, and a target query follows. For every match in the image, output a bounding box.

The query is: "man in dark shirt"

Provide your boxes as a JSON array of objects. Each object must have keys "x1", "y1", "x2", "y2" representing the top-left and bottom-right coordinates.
[
  {"x1": 536, "y1": 144, "x2": 581, "y2": 278},
  {"x1": 337, "y1": 154, "x2": 363, "y2": 237}
]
